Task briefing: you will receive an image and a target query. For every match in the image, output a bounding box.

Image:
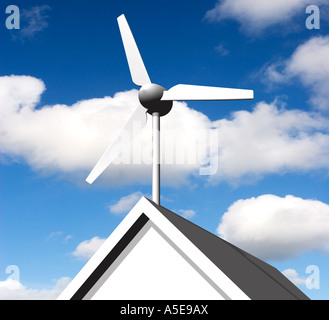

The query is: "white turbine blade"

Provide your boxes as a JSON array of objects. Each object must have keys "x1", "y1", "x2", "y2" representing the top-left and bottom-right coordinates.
[
  {"x1": 86, "y1": 105, "x2": 147, "y2": 184},
  {"x1": 117, "y1": 14, "x2": 151, "y2": 86},
  {"x1": 161, "y1": 84, "x2": 254, "y2": 101}
]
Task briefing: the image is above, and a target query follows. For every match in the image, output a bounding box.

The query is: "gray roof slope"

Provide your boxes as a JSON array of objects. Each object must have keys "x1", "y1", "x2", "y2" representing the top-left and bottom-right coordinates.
[{"x1": 146, "y1": 198, "x2": 309, "y2": 300}]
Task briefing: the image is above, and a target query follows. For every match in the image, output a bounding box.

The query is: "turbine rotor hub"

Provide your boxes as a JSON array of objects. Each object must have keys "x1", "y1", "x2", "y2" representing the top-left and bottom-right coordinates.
[{"x1": 138, "y1": 83, "x2": 173, "y2": 116}]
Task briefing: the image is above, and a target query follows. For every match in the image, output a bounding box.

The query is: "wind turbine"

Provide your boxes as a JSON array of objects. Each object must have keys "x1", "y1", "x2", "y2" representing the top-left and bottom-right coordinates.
[{"x1": 86, "y1": 14, "x2": 254, "y2": 205}]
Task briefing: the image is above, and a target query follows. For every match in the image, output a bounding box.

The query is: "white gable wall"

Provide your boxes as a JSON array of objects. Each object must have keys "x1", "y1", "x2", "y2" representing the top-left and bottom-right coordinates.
[
  {"x1": 58, "y1": 197, "x2": 250, "y2": 300},
  {"x1": 85, "y1": 221, "x2": 226, "y2": 300}
]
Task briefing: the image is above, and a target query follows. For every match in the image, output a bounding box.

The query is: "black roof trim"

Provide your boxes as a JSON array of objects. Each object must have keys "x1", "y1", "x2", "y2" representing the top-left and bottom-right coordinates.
[{"x1": 71, "y1": 213, "x2": 149, "y2": 300}]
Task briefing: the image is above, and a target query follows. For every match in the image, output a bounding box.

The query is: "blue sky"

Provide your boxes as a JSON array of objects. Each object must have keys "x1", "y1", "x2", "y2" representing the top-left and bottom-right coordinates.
[{"x1": 1, "y1": 0, "x2": 329, "y2": 299}]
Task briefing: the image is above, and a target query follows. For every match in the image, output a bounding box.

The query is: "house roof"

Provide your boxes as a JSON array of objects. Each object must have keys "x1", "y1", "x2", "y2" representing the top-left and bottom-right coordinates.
[
  {"x1": 58, "y1": 196, "x2": 309, "y2": 300},
  {"x1": 147, "y1": 198, "x2": 309, "y2": 300}
]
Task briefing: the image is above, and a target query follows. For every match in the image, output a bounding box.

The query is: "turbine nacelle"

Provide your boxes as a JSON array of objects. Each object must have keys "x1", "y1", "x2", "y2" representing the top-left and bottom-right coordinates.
[{"x1": 138, "y1": 83, "x2": 173, "y2": 116}]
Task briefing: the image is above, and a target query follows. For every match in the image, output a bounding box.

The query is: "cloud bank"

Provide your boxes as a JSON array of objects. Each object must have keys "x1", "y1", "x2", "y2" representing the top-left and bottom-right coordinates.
[
  {"x1": 1, "y1": 75, "x2": 329, "y2": 187},
  {"x1": 218, "y1": 194, "x2": 329, "y2": 260}
]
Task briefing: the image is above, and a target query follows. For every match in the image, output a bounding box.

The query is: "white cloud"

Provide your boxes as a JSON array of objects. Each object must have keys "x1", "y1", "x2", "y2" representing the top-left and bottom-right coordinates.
[
  {"x1": 0, "y1": 75, "x2": 141, "y2": 174},
  {"x1": 282, "y1": 269, "x2": 306, "y2": 286},
  {"x1": 109, "y1": 191, "x2": 144, "y2": 215},
  {"x1": 19, "y1": 5, "x2": 51, "y2": 40},
  {"x1": 210, "y1": 100, "x2": 329, "y2": 184},
  {"x1": 215, "y1": 44, "x2": 229, "y2": 56},
  {"x1": 0, "y1": 277, "x2": 70, "y2": 300},
  {"x1": 46, "y1": 231, "x2": 73, "y2": 242},
  {"x1": 46, "y1": 231, "x2": 63, "y2": 241},
  {"x1": 178, "y1": 209, "x2": 196, "y2": 219},
  {"x1": 217, "y1": 194, "x2": 329, "y2": 260},
  {"x1": 72, "y1": 236, "x2": 106, "y2": 260},
  {"x1": 205, "y1": 0, "x2": 328, "y2": 34},
  {"x1": 265, "y1": 36, "x2": 329, "y2": 111}
]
